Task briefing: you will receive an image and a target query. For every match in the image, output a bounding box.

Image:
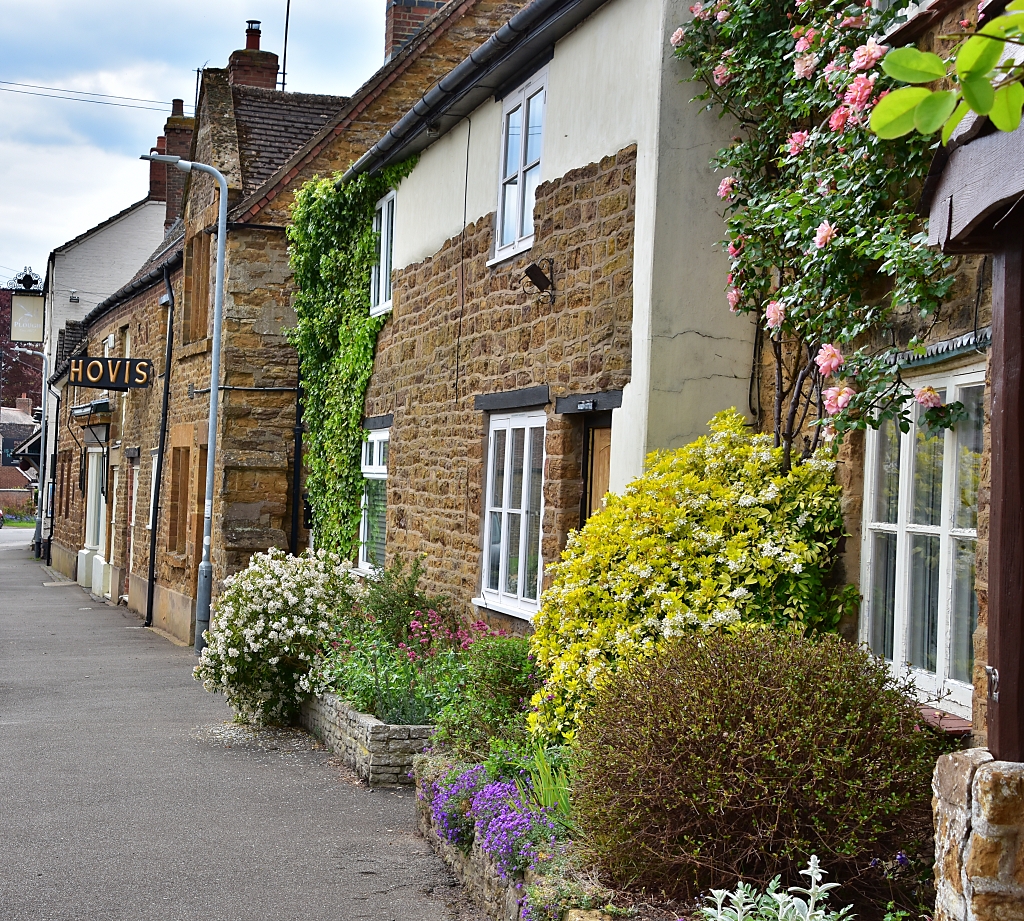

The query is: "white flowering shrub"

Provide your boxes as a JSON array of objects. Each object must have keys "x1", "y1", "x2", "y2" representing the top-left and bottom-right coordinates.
[
  {"x1": 193, "y1": 548, "x2": 359, "y2": 724},
  {"x1": 529, "y1": 409, "x2": 857, "y2": 742}
]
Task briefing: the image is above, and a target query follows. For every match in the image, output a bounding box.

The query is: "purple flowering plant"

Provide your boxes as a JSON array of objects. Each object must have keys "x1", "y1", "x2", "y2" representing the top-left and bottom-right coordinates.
[
  {"x1": 429, "y1": 765, "x2": 488, "y2": 848},
  {"x1": 471, "y1": 780, "x2": 559, "y2": 880}
]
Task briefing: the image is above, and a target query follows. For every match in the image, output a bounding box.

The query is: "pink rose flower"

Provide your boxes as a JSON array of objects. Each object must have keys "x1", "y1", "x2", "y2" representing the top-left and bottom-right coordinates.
[
  {"x1": 718, "y1": 176, "x2": 738, "y2": 199},
  {"x1": 713, "y1": 63, "x2": 732, "y2": 85},
  {"x1": 960, "y1": 19, "x2": 971, "y2": 28},
  {"x1": 815, "y1": 343, "x2": 845, "y2": 377},
  {"x1": 795, "y1": 29, "x2": 817, "y2": 52},
  {"x1": 671, "y1": 27, "x2": 686, "y2": 46},
  {"x1": 852, "y1": 37, "x2": 888, "y2": 71},
  {"x1": 726, "y1": 287, "x2": 742, "y2": 311},
  {"x1": 914, "y1": 386, "x2": 943, "y2": 409},
  {"x1": 823, "y1": 60, "x2": 845, "y2": 82},
  {"x1": 727, "y1": 238, "x2": 744, "y2": 257},
  {"x1": 829, "y1": 106, "x2": 850, "y2": 131},
  {"x1": 787, "y1": 130, "x2": 810, "y2": 155},
  {"x1": 844, "y1": 73, "x2": 877, "y2": 111},
  {"x1": 717, "y1": 9, "x2": 730, "y2": 22},
  {"x1": 691, "y1": 1, "x2": 711, "y2": 20},
  {"x1": 765, "y1": 300, "x2": 785, "y2": 329},
  {"x1": 794, "y1": 53, "x2": 818, "y2": 79},
  {"x1": 841, "y1": 14, "x2": 866, "y2": 27},
  {"x1": 823, "y1": 385, "x2": 856, "y2": 414},
  {"x1": 814, "y1": 220, "x2": 838, "y2": 248}
]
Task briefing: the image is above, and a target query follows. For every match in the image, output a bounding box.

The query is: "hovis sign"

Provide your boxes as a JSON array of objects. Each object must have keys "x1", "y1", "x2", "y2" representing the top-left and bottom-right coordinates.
[{"x1": 69, "y1": 357, "x2": 155, "y2": 390}]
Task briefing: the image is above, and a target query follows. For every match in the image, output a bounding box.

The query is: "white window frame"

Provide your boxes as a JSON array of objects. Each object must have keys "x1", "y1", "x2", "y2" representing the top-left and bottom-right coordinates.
[
  {"x1": 474, "y1": 410, "x2": 547, "y2": 619},
  {"x1": 860, "y1": 362, "x2": 986, "y2": 719},
  {"x1": 357, "y1": 429, "x2": 390, "y2": 572},
  {"x1": 147, "y1": 451, "x2": 158, "y2": 530},
  {"x1": 369, "y1": 191, "x2": 396, "y2": 317},
  {"x1": 84, "y1": 448, "x2": 106, "y2": 552},
  {"x1": 491, "y1": 69, "x2": 547, "y2": 264}
]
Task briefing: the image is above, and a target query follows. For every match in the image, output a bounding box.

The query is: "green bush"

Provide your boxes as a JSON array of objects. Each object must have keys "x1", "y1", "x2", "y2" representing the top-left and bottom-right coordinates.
[
  {"x1": 359, "y1": 555, "x2": 453, "y2": 644},
  {"x1": 432, "y1": 634, "x2": 540, "y2": 759},
  {"x1": 572, "y1": 630, "x2": 946, "y2": 901},
  {"x1": 529, "y1": 409, "x2": 857, "y2": 742}
]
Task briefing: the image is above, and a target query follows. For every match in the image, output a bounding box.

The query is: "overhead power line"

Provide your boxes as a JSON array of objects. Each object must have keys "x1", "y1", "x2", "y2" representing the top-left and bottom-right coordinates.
[{"x1": 0, "y1": 80, "x2": 195, "y2": 113}]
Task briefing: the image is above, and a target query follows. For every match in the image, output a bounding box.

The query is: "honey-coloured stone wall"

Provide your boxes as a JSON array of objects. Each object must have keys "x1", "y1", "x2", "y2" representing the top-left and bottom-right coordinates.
[{"x1": 363, "y1": 145, "x2": 637, "y2": 624}]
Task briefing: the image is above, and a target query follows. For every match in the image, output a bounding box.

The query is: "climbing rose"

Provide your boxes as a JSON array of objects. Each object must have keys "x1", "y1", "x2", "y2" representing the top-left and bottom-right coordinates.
[
  {"x1": 718, "y1": 176, "x2": 737, "y2": 199},
  {"x1": 794, "y1": 29, "x2": 817, "y2": 52},
  {"x1": 690, "y1": 1, "x2": 711, "y2": 19},
  {"x1": 671, "y1": 27, "x2": 685, "y2": 46},
  {"x1": 914, "y1": 386, "x2": 943, "y2": 408},
  {"x1": 787, "y1": 130, "x2": 809, "y2": 155},
  {"x1": 829, "y1": 106, "x2": 851, "y2": 131},
  {"x1": 726, "y1": 287, "x2": 742, "y2": 311},
  {"x1": 823, "y1": 385, "x2": 856, "y2": 415},
  {"x1": 815, "y1": 343, "x2": 845, "y2": 377},
  {"x1": 844, "y1": 73, "x2": 877, "y2": 111},
  {"x1": 794, "y1": 53, "x2": 818, "y2": 79},
  {"x1": 766, "y1": 301, "x2": 785, "y2": 329},
  {"x1": 728, "y1": 238, "x2": 744, "y2": 257},
  {"x1": 823, "y1": 60, "x2": 845, "y2": 82},
  {"x1": 841, "y1": 14, "x2": 865, "y2": 27},
  {"x1": 814, "y1": 220, "x2": 838, "y2": 248},
  {"x1": 717, "y1": 9, "x2": 730, "y2": 22},
  {"x1": 713, "y1": 62, "x2": 732, "y2": 85},
  {"x1": 852, "y1": 38, "x2": 888, "y2": 71}
]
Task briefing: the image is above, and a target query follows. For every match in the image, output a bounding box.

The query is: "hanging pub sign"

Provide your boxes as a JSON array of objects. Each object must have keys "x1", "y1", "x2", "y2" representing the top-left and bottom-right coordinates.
[
  {"x1": 69, "y1": 357, "x2": 155, "y2": 390},
  {"x1": 10, "y1": 293, "x2": 44, "y2": 342}
]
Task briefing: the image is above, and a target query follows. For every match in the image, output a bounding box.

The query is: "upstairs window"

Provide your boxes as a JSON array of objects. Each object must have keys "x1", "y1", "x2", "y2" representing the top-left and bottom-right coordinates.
[
  {"x1": 370, "y1": 191, "x2": 396, "y2": 317},
  {"x1": 861, "y1": 364, "x2": 985, "y2": 718},
  {"x1": 184, "y1": 232, "x2": 211, "y2": 342},
  {"x1": 480, "y1": 411, "x2": 546, "y2": 618},
  {"x1": 358, "y1": 429, "x2": 389, "y2": 570},
  {"x1": 495, "y1": 71, "x2": 546, "y2": 261}
]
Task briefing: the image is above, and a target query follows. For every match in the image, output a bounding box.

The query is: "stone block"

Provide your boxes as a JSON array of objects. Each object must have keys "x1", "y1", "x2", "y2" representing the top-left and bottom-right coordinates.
[
  {"x1": 935, "y1": 748, "x2": 994, "y2": 807},
  {"x1": 970, "y1": 892, "x2": 1024, "y2": 921},
  {"x1": 975, "y1": 762, "x2": 1024, "y2": 826},
  {"x1": 966, "y1": 833, "x2": 1005, "y2": 880}
]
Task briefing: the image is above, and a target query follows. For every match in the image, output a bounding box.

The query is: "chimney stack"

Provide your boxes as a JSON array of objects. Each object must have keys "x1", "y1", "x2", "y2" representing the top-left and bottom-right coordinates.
[
  {"x1": 385, "y1": 0, "x2": 446, "y2": 61},
  {"x1": 149, "y1": 136, "x2": 168, "y2": 203},
  {"x1": 228, "y1": 20, "x2": 279, "y2": 89},
  {"x1": 15, "y1": 394, "x2": 32, "y2": 416},
  {"x1": 163, "y1": 98, "x2": 194, "y2": 230}
]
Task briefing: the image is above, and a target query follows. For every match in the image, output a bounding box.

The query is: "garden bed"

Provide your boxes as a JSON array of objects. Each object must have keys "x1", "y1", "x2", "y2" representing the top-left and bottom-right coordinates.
[{"x1": 298, "y1": 693, "x2": 431, "y2": 786}]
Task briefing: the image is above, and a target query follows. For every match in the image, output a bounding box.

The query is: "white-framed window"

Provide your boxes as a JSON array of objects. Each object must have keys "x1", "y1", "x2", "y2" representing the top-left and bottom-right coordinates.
[
  {"x1": 493, "y1": 70, "x2": 547, "y2": 262},
  {"x1": 84, "y1": 448, "x2": 106, "y2": 552},
  {"x1": 478, "y1": 410, "x2": 546, "y2": 618},
  {"x1": 860, "y1": 363, "x2": 985, "y2": 719},
  {"x1": 358, "y1": 429, "x2": 390, "y2": 570},
  {"x1": 370, "y1": 191, "x2": 396, "y2": 317}
]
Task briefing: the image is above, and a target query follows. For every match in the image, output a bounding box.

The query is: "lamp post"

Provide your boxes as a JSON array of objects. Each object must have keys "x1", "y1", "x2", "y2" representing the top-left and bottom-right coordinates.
[{"x1": 141, "y1": 152, "x2": 227, "y2": 655}]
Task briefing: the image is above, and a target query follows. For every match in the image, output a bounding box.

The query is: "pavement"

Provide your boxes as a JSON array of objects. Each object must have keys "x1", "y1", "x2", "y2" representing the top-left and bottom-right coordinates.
[{"x1": 0, "y1": 528, "x2": 478, "y2": 921}]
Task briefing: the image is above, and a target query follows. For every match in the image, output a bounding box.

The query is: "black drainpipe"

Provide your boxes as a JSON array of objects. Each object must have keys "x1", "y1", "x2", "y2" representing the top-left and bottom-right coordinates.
[
  {"x1": 44, "y1": 391, "x2": 61, "y2": 566},
  {"x1": 146, "y1": 268, "x2": 176, "y2": 628},
  {"x1": 289, "y1": 367, "x2": 303, "y2": 556}
]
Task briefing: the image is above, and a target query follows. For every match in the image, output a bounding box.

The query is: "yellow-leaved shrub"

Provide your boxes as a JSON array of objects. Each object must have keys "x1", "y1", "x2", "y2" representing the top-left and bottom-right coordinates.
[{"x1": 528, "y1": 410, "x2": 856, "y2": 742}]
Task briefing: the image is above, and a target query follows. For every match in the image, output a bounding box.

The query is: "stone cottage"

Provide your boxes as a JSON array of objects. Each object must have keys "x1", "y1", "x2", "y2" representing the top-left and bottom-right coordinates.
[{"x1": 329, "y1": 0, "x2": 755, "y2": 627}]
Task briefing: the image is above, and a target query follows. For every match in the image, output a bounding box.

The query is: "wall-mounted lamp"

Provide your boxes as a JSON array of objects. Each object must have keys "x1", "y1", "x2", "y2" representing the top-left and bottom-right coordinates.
[
  {"x1": 69, "y1": 289, "x2": 80, "y2": 303},
  {"x1": 522, "y1": 259, "x2": 555, "y2": 304}
]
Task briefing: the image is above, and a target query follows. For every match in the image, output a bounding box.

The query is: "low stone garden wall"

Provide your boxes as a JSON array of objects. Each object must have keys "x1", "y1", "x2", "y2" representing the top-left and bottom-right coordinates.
[
  {"x1": 298, "y1": 693, "x2": 431, "y2": 786},
  {"x1": 933, "y1": 748, "x2": 1024, "y2": 921}
]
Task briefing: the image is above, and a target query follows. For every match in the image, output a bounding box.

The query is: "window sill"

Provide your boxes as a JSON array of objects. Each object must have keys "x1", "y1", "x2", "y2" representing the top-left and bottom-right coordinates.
[
  {"x1": 174, "y1": 338, "x2": 211, "y2": 361},
  {"x1": 918, "y1": 704, "x2": 972, "y2": 736},
  {"x1": 472, "y1": 595, "x2": 537, "y2": 623},
  {"x1": 369, "y1": 301, "x2": 392, "y2": 319},
  {"x1": 487, "y1": 238, "x2": 534, "y2": 268}
]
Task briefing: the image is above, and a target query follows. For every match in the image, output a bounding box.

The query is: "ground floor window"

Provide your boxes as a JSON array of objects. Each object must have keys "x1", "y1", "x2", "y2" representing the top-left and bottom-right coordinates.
[
  {"x1": 358, "y1": 429, "x2": 389, "y2": 570},
  {"x1": 861, "y1": 363, "x2": 985, "y2": 717},
  {"x1": 84, "y1": 449, "x2": 106, "y2": 553},
  {"x1": 480, "y1": 410, "x2": 546, "y2": 618}
]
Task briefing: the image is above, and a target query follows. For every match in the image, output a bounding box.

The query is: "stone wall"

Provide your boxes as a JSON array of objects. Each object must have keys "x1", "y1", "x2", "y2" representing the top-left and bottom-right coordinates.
[
  {"x1": 364, "y1": 146, "x2": 636, "y2": 622},
  {"x1": 933, "y1": 749, "x2": 1024, "y2": 921},
  {"x1": 298, "y1": 694, "x2": 431, "y2": 786}
]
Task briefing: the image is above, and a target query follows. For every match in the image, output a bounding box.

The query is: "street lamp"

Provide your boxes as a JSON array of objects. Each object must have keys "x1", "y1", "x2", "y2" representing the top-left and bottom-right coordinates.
[{"x1": 141, "y1": 152, "x2": 227, "y2": 655}]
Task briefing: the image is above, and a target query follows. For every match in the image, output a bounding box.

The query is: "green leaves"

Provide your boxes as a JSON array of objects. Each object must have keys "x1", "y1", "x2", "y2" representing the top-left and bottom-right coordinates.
[
  {"x1": 956, "y1": 34, "x2": 1004, "y2": 78},
  {"x1": 915, "y1": 90, "x2": 958, "y2": 133},
  {"x1": 942, "y1": 100, "x2": 970, "y2": 144},
  {"x1": 960, "y1": 73, "x2": 996, "y2": 114},
  {"x1": 881, "y1": 47, "x2": 946, "y2": 84},
  {"x1": 990, "y1": 81, "x2": 1024, "y2": 131},
  {"x1": 870, "y1": 87, "x2": 932, "y2": 138}
]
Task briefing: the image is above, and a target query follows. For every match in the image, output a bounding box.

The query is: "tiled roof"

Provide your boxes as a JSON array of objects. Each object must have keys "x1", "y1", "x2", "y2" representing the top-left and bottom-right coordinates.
[{"x1": 231, "y1": 86, "x2": 349, "y2": 196}]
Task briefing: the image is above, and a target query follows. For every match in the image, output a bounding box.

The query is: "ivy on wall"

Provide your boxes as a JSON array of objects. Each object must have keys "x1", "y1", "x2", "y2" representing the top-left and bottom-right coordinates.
[{"x1": 287, "y1": 160, "x2": 415, "y2": 554}]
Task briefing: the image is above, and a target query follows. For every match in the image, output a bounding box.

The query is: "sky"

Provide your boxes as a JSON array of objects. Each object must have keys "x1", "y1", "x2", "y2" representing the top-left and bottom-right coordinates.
[{"x1": 0, "y1": 0, "x2": 386, "y2": 287}]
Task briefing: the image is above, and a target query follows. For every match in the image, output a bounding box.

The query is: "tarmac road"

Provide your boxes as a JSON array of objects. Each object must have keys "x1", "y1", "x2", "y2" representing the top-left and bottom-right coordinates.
[{"x1": 0, "y1": 531, "x2": 474, "y2": 921}]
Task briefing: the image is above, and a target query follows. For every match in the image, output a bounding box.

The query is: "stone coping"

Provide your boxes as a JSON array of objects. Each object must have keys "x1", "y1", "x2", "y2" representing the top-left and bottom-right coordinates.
[{"x1": 298, "y1": 693, "x2": 431, "y2": 786}]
